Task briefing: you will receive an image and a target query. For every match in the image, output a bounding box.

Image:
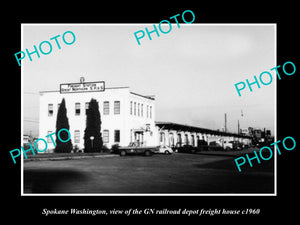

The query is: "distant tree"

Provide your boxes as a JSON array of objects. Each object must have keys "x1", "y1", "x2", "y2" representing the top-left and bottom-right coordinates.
[
  {"x1": 84, "y1": 99, "x2": 103, "y2": 152},
  {"x1": 55, "y1": 98, "x2": 73, "y2": 153}
]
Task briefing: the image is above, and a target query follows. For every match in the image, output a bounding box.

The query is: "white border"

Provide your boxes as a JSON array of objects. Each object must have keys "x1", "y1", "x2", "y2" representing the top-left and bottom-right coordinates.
[
  {"x1": 21, "y1": 23, "x2": 24, "y2": 195},
  {"x1": 274, "y1": 24, "x2": 277, "y2": 196},
  {"x1": 21, "y1": 23, "x2": 277, "y2": 196}
]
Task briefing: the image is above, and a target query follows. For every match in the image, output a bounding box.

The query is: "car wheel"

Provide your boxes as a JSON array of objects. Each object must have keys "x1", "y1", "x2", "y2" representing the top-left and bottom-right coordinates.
[
  {"x1": 120, "y1": 150, "x2": 126, "y2": 156},
  {"x1": 165, "y1": 150, "x2": 170, "y2": 155},
  {"x1": 144, "y1": 150, "x2": 152, "y2": 156}
]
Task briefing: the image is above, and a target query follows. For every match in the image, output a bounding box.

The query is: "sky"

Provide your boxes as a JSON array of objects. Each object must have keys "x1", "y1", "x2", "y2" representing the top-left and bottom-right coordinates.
[{"x1": 22, "y1": 24, "x2": 276, "y2": 137}]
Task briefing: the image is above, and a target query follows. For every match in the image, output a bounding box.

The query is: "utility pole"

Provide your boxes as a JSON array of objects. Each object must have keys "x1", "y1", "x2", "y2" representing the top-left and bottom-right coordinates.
[
  {"x1": 238, "y1": 120, "x2": 240, "y2": 134},
  {"x1": 224, "y1": 113, "x2": 227, "y2": 133}
]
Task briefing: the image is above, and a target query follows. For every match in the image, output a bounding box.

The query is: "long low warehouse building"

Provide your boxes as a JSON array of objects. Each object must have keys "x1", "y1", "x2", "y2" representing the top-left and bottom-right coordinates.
[{"x1": 156, "y1": 121, "x2": 252, "y2": 148}]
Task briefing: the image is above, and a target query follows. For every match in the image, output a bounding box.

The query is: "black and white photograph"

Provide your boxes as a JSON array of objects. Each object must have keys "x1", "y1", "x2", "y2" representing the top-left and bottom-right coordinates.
[
  {"x1": 22, "y1": 24, "x2": 276, "y2": 195},
  {"x1": 4, "y1": 4, "x2": 298, "y2": 221}
]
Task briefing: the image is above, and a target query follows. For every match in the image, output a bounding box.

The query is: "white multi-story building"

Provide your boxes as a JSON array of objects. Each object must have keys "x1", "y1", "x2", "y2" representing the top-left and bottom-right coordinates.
[{"x1": 39, "y1": 80, "x2": 156, "y2": 152}]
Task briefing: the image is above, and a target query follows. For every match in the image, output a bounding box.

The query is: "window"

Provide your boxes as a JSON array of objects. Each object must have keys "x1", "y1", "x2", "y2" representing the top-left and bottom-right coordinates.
[
  {"x1": 177, "y1": 134, "x2": 182, "y2": 147},
  {"x1": 160, "y1": 132, "x2": 165, "y2": 144},
  {"x1": 114, "y1": 130, "x2": 120, "y2": 143},
  {"x1": 141, "y1": 104, "x2": 143, "y2": 117},
  {"x1": 48, "y1": 104, "x2": 53, "y2": 116},
  {"x1": 114, "y1": 101, "x2": 120, "y2": 115},
  {"x1": 75, "y1": 103, "x2": 80, "y2": 115},
  {"x1": 74, "y1": 130, "x2": 80, "y2": 143},
  {"x1": 47, "y1": 131, "x2": 53, "y2": 143},
  {"x1": 191, "y1": 135, "x2": 195, "y2": 146},
  {"x1": 147, "y1": 105, "x2": 149, "y2": 118},
  {"x1": 169, "y1": 133, "x2": 174, "y2": 147},
  {"x1": 103, "y1": 101, "x2": 109, "y2": 115},
  {"x1": 85, "y1": 102, "x2": 89, "y2": 115},
  {"x1": 134, "y1": 102, "x2": 136, "y2": 116},
  {"x1": 103, "y1": 130, "x2": 109, "y2": 143},
  {"x1": 138, "y1": 103, "x2": 140, "y2": 116},
  {"x1": 130, "y1": 101, "x2": 132, "y2": 115},
  {"x1": 185, "y1": 134, "x2": 189, "y2": 145}
]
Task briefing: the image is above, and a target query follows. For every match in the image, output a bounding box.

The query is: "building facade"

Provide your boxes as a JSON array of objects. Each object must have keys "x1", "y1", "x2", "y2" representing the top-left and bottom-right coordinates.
[
  {"x1": 39, "y1": 82, "x2": 156, "y2": 152},
  {"x1": 39, "y1": 80, "x2": 252, "y2": 153}
]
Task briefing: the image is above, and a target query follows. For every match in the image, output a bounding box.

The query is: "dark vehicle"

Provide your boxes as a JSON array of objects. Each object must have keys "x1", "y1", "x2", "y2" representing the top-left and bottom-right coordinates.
[
  {"x1": 197, "y1": 140, "x2": 209, "y2": 151},
  {"x1": 236, "y1": 141, "x2": 244, "y2": 151},
  {"x1": 176, "y1": 145, "x2": 198, "y2": 153},
  {"x1": 227, "y1": 141, "x2": 243, "y2": 151},
  {"x1": 208, "y1": 141, "x2": 224, "y2": 151},
  {"x1": 242, "y1": 144, "x2": 249, "y2": 149},
  {"x1": 118, "y1": 142, "x2": 158, "y2": 156},
  {"x1": 175, "y1": 144, "x2": 205, "y2": 154}
]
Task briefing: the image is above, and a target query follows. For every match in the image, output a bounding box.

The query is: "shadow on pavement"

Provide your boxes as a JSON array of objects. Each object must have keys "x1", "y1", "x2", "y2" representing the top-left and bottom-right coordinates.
[
  {"x1": 195, "y1": 154, "x2": 274, "y2": 173},
  {"x1": 194, "y1": 157, "x2": 275, "y2": 193},
  {"x1": 24, "y1": 169, "x2": 88, "y2": 193}
]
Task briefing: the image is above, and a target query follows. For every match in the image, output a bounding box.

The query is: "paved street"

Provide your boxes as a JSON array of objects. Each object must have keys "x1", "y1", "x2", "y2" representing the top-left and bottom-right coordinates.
[{"x1": 24, "y1": 148, "x2": 274, "y2": 194}]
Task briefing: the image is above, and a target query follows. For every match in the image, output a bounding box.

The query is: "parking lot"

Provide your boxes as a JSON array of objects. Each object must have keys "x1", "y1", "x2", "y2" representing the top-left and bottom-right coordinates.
[{"x1": 24, "y1": 149, "x2": 274, "y2": 194}]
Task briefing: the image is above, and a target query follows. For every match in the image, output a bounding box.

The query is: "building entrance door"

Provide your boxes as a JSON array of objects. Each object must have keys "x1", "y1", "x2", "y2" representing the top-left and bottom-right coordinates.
[{"x1": 133, "y1": 131, "x2": 144, "y2": 146}]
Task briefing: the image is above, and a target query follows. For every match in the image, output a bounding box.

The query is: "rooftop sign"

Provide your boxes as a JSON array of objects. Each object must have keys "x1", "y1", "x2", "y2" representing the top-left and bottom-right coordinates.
[{"x1": 60, "y1": 81, "x2": 105, "y2": 94}]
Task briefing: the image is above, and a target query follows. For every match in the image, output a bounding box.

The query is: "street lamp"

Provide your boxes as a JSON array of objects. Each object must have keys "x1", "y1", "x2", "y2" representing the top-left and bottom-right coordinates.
[{"x1": 90, "y1": 136, "x2": 94, "y2": 149}]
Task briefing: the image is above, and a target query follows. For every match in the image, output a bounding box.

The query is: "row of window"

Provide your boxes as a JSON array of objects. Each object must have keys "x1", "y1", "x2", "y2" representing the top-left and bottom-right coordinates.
[
  {"x1": 47, "y1": 130, "x2": 120, "y2": 144},
  {"x1": 102, "y1": 130, "x2": 120, "y2": 143},
  {"x1": 130, "y1": 101, "x2": 152, "y2": 118},
  {"x1": 48, "y1": 101, "x2": 120, "y2": 117},
  {"x1": 48, "y1": 101, "x2": 153, "y2": 118}
]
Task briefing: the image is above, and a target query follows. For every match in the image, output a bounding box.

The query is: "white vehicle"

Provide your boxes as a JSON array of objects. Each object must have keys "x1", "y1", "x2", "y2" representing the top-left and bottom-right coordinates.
[
  {"x1": 216, "y1": 139, "x2": 234, "y2": 151},
  {"x1": 217, "y1": 139, "x2": 242, "y2": 151},
  {"x1": 223, "y1": 140, "x2": 234, "y2": 151},
  {"x1": 157, "y1": 145, "x2": 173, "y2": 154}
]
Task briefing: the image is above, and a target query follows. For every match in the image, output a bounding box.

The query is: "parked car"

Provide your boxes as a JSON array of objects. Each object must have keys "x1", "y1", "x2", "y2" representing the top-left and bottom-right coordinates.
[
  {"x1": 156, "y1": 145, "x2": 173, "y2": 154},
  {"x1": 175, "y1": 145, "x2": 199, "y2": 154},
  {"x1": 217, "y1": 139, "x2": 243, "y2": 151},
  {"x1": 118, "y1": 142, "x2": 158, "y2": 156},
  {"x1": 208, "y1": 141, "x2": 224, "y2": 151},
  {"x1": 227, "y1": 141, "x2": 243, "y2": 151},
  {"x1": 236, "y1": 142, "x2": 244, "y2": 151},
  {"x1": 197, "y1": 140, "x2": 209, "y2": 151}
]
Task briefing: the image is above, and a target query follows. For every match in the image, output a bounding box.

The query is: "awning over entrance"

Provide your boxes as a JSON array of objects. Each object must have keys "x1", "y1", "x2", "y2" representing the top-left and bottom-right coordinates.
[{"x1": 131, "y1": 128, "x2": 145, "y2": 133}]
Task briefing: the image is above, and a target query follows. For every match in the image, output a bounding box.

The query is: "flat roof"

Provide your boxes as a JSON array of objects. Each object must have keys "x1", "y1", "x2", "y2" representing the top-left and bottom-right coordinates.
[
  {"x1": 39, "y1": 86, "x2": 130, "y2": 93},
  {"x1": 130, "y1": 92, "x2": 155, "y2": 100},
  {"x1": 155, "y1": 121, "x2": 251, "y2": 139},
  {"x1": 40, "y1": 86, "x2": 155, "y2": 100}
]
